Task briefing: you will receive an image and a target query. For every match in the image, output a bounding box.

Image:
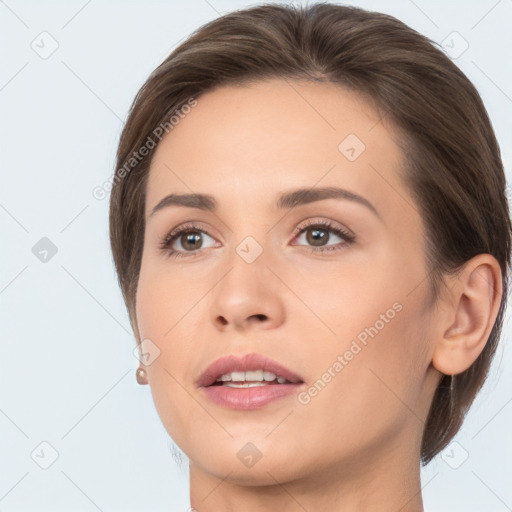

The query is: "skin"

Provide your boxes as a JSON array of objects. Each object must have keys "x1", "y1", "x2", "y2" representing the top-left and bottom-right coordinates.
[{"x1": 134, "y1": 79, "x2": 502, "y2": 511}]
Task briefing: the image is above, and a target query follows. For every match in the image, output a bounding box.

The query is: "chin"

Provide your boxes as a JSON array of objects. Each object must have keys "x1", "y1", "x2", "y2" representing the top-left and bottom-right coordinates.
[
  {"x1": 187, "y1": 437, "x2": 307, "y2": 485},
  {"x1": 195, "y1": 455, "x2": 301, "y2": 487}
]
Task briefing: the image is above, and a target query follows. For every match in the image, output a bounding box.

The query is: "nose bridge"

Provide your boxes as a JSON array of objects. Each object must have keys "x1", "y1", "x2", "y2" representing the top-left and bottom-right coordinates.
[
  {"x1": 234, "y1": 231, "x2": 267, "y2": 266},
  {"x1": 223, "y1": 233, "x2": 269, "y2": 292},
  {"x1": 209, "y1": 231, "x2": 285, "y2": 330},
  {"x1": 219, "y1": 203, "x2": 272, "y2": 266},
  {"x1": 222, "y1": 209, "x2": 290, "y2": 289}
]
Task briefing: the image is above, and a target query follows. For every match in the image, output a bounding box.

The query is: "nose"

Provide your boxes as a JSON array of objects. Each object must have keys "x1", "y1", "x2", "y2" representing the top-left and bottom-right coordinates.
[{"x1": 209, "y1": 255, "x2": 285, "y2": 332}]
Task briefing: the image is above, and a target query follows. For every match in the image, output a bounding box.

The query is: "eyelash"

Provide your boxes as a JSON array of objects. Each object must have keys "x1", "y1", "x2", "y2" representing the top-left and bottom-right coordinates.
[{"x1": 159, "y1": 219, "x2": 356, "y2": 259}]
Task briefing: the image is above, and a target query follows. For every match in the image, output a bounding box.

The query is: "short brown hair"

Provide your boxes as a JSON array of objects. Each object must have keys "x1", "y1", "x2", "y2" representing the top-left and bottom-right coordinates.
[{"x1": 109, "y1": 2, "x2": 512, "y2": 465}]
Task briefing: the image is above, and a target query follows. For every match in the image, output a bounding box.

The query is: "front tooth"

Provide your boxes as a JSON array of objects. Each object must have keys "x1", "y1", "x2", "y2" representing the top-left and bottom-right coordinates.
[
  {"x1": 217, "y1": 370, "x2": 281, "y2": 382},
  {"x1": 245, "y1": 370, "x2": 264, "y2": 381},
  {"x1": 263, "y1": 371, "x2": 277, "y2": 382},
  {"x1": 231, "y1": 371, "x2": 245, "y2": 381}
]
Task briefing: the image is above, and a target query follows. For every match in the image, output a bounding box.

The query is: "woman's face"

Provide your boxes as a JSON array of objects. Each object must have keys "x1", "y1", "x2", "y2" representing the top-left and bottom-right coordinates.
[{"x1": 136, "y1": 79, "x2": 442, "y2": 486}]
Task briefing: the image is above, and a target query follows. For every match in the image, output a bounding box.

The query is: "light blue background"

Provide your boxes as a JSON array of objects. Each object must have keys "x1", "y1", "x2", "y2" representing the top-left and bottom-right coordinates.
[{"x1": 1, "y1": 1, "x2": 511, "y2": 511}]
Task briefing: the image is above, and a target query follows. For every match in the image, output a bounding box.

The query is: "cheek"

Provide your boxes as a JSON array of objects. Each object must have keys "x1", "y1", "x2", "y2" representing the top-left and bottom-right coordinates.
[
  {"x1": 284, "y1": 256, "x2": 403, "y2": 344},
  {"x1": 135, "y1": 268, "x2": 204, "y2": 448},
  {"x1": 301, "y1": 285, "x2": 433, "y2": 440},
  {"x1": 293, "y1": 250, "x2": 433, "y2": 429},
  {"x1": 135, "y1": 260, "x2": 207, "y2": 373},
  {"x1": 135, "y1": 257, "x2": 203, "y2": 339}
]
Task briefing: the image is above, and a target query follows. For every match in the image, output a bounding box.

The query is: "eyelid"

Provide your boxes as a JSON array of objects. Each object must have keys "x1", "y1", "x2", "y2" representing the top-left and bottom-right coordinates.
[
  {"x1": 164, "y1": 220, "x2": 219, "y2": 240},
  {"x1": 291, "y1": 216, "x2": 355, "y2": 238}
]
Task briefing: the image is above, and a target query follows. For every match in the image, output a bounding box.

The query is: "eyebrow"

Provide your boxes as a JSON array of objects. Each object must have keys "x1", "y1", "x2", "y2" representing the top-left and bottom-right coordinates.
[{"x1": 149, "y1": 186, "x2": 380, "y2": 219}]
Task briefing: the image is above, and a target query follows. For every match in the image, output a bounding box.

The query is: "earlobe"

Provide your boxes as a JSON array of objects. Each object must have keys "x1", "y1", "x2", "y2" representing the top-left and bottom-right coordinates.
[{"x1": 431, "y1": 254, "x2": 503, "y2": 376}]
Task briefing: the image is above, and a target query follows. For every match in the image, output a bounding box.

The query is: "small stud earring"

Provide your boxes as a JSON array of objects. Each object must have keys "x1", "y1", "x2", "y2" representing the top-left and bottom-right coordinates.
[{"x1": 136, "y1": 367, "x2": 147, "y2": 385}]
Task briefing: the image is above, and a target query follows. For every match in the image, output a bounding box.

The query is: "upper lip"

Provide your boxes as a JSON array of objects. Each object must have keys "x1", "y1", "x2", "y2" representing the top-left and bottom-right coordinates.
[{"x1": 197, "y1": 352, "x2": 305, "y2": 387}]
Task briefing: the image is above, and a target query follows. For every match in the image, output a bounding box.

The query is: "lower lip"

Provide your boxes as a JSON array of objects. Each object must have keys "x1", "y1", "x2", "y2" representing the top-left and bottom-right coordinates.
[{"x1": 201, "y1": 382, "x2": 303, "y2": 410}]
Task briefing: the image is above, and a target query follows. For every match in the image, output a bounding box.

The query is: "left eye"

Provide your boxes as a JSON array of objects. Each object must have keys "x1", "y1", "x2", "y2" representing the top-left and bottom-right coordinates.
[{"x1": 290, "y1": 221, "x2": 355, "y2": 253}]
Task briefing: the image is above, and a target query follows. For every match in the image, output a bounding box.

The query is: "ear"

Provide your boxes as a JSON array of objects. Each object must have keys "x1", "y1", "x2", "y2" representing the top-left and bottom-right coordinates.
[{"x1": 431, "y1": 254, "x2": 503, "y2": 376}]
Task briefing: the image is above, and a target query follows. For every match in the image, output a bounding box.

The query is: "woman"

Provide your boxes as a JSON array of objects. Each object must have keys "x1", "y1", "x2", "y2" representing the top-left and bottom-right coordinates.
[{"x1": 109, "y1": 3, "x2": 511, "y2": 510}]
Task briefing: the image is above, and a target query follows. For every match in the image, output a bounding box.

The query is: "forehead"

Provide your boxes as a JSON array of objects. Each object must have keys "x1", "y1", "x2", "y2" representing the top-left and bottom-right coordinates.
[{"x1": 145, "y1": 79, "x2": 409, "y2": 218}]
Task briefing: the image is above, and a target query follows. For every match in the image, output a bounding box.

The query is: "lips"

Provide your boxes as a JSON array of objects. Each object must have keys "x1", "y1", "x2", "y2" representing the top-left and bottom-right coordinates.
[{"x1": 197, "y1": 352, "x2": 304, "y2": 388}]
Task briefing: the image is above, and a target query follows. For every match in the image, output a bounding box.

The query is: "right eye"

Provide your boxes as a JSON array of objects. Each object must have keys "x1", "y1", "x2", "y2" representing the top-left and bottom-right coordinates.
[{"x1": 160, "y1": 223, "x2": 218, "y2": 258}]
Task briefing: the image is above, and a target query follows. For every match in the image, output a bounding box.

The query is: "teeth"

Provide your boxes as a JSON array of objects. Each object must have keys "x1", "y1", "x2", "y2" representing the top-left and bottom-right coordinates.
[
  {"x1": 223, "y1": 382, "x2": 268, "y2": 388},
  {"x1": 263, "y1": 371, "x2": 277, "y2": 382},
  {"x1": 231, "y1": 371, "x2": 246, "y2": 381},
  {"x1": 214, "y1": 369, "x2": 290, "y2": 383},
  {"x1": 244, "y1": 370, "x2": 263, "y2": 381}
]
